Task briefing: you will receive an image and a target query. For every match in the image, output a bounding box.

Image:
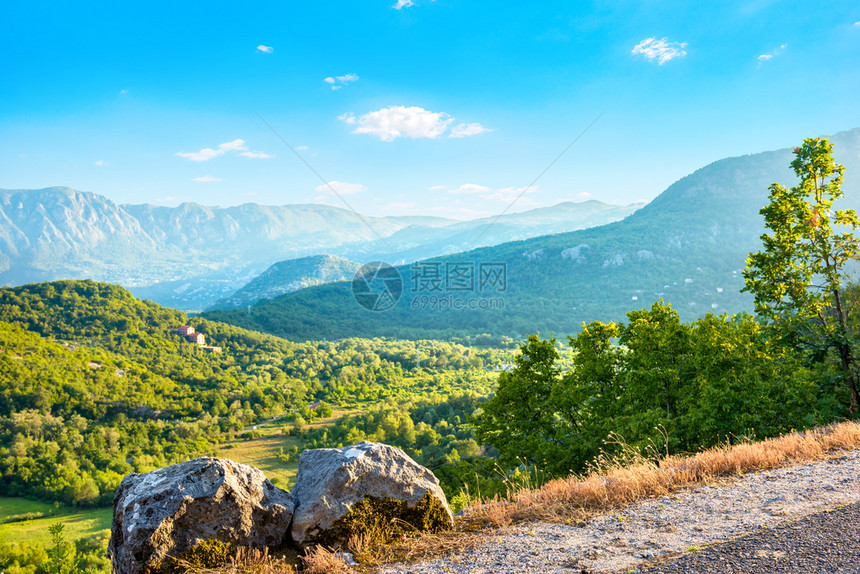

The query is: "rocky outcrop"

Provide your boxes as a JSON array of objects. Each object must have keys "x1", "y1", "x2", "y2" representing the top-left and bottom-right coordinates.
[
  {"x1": 109, "y1": 457, "x2": 294, "y2": 574},
  {"x1": 290, "y1": 441, "x2": 454, "y2": 547}
]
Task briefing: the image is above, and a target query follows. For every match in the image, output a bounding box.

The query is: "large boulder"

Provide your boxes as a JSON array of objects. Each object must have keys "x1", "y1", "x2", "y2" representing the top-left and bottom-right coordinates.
[
  {"x1": 109, "y1": 457, "x2": 294, "y2": 574},
  {"x1": 290, "y1": 441, "x2": 453, "y2": 547}
]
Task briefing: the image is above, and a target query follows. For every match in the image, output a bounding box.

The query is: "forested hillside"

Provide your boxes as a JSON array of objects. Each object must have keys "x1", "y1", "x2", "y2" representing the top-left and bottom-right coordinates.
[{"x1": 0, "y1": 280, "x2": 504, "y2": 505}]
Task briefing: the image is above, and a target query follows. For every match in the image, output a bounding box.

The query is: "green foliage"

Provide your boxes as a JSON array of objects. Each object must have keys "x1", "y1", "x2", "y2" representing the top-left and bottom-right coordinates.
[
  {"x1": 744, "y1": 138, "x2": 860, "y2": 412},
  {"x1": 0, "y1": 524, "x2": 110, "y2": 574},
  {"x1": 476, "y1": 301, "x2": 823, "y2": 476},
  {"x1": 474, "y1": 336, "x2": 569, "y2": 470},
  {"x1": 47, "y1": 524, "x2": 76, "y2": 574}
]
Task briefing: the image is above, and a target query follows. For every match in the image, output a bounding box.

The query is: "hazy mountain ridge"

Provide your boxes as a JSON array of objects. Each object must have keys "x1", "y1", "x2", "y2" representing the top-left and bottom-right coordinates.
[
  {"x1": 202, "y1": 128, "x2": 860, "y2": 341},
  {"x1": 0, "y1": 189, "x2": 640, "y2": 309},
  {"x1": 208, "y1": 254, "x2": 362, "y2": 311}
]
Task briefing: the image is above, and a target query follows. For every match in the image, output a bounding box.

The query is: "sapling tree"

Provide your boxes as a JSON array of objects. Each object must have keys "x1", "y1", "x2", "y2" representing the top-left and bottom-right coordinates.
[{"x1": 743, "y1": 138, "x2": 860, "y2": 412}]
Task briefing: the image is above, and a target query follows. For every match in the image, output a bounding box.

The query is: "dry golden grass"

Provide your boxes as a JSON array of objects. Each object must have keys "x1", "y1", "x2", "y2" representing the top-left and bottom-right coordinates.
[
  {"x1": 463, "y1": 420, "x2": 860, "y2": 527},
  {"x1": 172, "y1": 546, "x2": 297, "y2": 574},
  {"x1": 299, "y1": 546, "x2": 353, "y2": 574}
]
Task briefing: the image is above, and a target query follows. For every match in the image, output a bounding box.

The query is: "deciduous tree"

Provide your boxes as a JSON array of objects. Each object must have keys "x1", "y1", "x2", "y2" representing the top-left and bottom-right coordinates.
[{"x1": 743, "y1": 138, "x2": 860, "y2": 411}]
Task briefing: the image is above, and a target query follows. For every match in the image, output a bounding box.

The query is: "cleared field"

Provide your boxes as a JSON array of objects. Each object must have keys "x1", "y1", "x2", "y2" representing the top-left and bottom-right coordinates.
[
  {"x1": 0, "y1": 497, "x2": 65, "y2": 523},
  {"x1": 217, "y1": 410, "x2": 358, "y2": 490},
  {"x1": 0, "y1": 504, "x2": 112, "y2": 545}
]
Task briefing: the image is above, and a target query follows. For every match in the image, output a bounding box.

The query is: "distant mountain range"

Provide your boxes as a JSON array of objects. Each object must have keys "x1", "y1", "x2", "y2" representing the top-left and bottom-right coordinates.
[
  {"x1": 202, "y1": 128, "x2": 860, "y2": 341},
  {"x1": 0, "y1": 188, "x2": 641, "y2": 310}
]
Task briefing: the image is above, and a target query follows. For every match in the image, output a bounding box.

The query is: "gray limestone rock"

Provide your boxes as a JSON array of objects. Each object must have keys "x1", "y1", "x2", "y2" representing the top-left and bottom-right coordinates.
[
  {"x1": 109, "y1": 457, "x2": 293, "y2": 574},
  {"x1": 290, "y1": 441, "x2": 453, "y2": 546}
]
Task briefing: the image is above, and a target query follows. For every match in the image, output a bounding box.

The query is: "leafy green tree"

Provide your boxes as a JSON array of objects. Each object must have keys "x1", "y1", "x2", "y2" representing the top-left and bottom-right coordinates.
[
  {"x1": 474, "y1": 336, "x2": 562, "y2": 469},
  {"x1": 743, "y1": 138, "x2": 860, "y2": 411}
]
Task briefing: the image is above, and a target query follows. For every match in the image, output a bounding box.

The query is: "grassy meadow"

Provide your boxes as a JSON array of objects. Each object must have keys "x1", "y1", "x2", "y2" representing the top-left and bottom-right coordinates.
[{"x1": 0, "y1": 499, "x2": 112, "y2": 545}]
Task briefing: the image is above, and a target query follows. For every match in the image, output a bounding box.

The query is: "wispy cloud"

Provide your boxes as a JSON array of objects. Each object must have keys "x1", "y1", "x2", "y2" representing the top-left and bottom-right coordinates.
[
  {"x1": 257, "y1": 45, "x2": 274, "y2": 54},
  {"x1": 393, "y1": 0, "x2": 415, "y2": 9},
  {"x1": 449, "y1": 183, "x2": 492, "y2": 194},
  {"x1": 176, "y1": 139, "x2": 246, "y2": 161},
  {"x1": 238, "y1": 151, "x2": 273, "y2": 159},
  {"x1": 758, "y1": 43, "x2": 787, "y2": 64},
  {"x1": 450, "y1": 122, "x2": 493, "y2": 138},
  {"x1": 119, "y1": 89, "x2": 129, "y2": 95},
  {"x1": 323, "y1": 73, "x2": 359, "y2": 90},
  {"x1": 295, "y1": 145, "x2": 309, "y2": 151},
  {"x1": 193, "y1": 175, "x2": 222, "y2": 183},
  {"x1": 428, "y1": 185, "x2": 447, "y2": 191},
  {"x1": 94, "y1": 160, "x2": 107, "y2": 167},
  {"x1": 632, "y1": 37, "x2": 688, "y2": 65},
  {"x1": 340, "y1": 106, "x2": 490, "y2": 142},
  {"x1": 315, "y1": 181, "x2": 367, "y2": 195},
  {"x1": 175, "y1": 139, "x2": 270, "y2": 161},
  {"x1": 577, "y1": 191, "x2": 593, "y2": 199}
]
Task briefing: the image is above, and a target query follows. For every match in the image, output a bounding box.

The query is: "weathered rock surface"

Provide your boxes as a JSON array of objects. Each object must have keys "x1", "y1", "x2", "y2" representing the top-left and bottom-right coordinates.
[
  {"x1": 109, "y1": 457, "x2": 294, "y2": 574},
  {"x1": 290, "y1": 441, "x2": 454, "y2": 546}
]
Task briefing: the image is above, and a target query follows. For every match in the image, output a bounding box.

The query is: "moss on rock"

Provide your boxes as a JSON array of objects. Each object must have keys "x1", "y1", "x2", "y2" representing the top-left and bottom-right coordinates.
[
  {"x1": 143, "y1": 539, "x2": 237, "y2": 574},
  {"x1": 318, "y1": 492, "x2": 452, "y2": 548}
]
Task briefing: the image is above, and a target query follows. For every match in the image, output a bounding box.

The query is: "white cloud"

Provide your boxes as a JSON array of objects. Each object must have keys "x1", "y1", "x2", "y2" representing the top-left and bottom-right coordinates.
[
  {"x1": 393, "y1": 0, "x2": 414, "y2": 9},
  {"x1": 341, "y1": 105, "x2": 491, "y2": 142},
  {"x1": 632, "y1": 37, "x2": 688, "y2": 65},
  {"x1": 257, "y1": 45, "x2": 274, "y2": 54},
  {"x1": 119, "y1": 89, "x2": 129, "y2": 95},
  {"x1": 295, "y1": 145, "x2": 309, "y2": 151},
  {"x1": 577, "y1": 191, "x2": 593, "y2": 199},
  {"x1": 238, "y1": 151, "x2": 273, "y2": 159},
  {"x1": 449, "y1": 122, "x2": 493, "y2": 138},
  {"x1": 855, "y1": 21, "x2": 860, "y2": 26},
  {"x1": 349, "y1": 106, "x2": 452, "y2": 141},
  {"x1": 757, "y1": 44, "x2": 787, "y2": 63},
  {"x1": 449, "y1": 183, "x2": 492, "y2": 194},
  {"x1": 94, "y1": 160, "x2": 106, "y2": 167},
  {"x1": 193, "y1": 175, "x2": 222, "y2": 183},
  {"x1": 175, "y1": 139, "x2": 270, "y2": 162},
  {"x1": 315, "y1": 181, "x2": 367, "y2": 195},
  {"x1": 429, "y1": 185, "x2": 447, "y2": 191},
  {"x1": 176, "y1": 139, "x2": 246, "y2": 161},
  {"x1": 324, "y1": 73, "x2": 359, "y2": 90}
]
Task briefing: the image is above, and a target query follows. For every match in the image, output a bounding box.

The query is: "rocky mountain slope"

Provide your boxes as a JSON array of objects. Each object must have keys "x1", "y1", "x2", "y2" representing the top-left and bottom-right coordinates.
[{"x1": 0, "y1": 189, "x2": 639, "y2": 310}]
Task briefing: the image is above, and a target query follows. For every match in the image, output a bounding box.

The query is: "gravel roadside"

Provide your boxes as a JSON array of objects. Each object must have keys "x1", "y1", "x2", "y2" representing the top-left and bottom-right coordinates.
[
  {"x1": 634, "y1": 500, "x2": 860, "y2": 573},
  {"x1": 376, "y1": 450, "x2": 860, "y2": 574}
]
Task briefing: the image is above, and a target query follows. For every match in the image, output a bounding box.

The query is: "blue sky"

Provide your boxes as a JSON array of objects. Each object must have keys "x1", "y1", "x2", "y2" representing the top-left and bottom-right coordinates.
[{"x1": 2, "y1": 1, "x2": 859, "y2": 218}]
